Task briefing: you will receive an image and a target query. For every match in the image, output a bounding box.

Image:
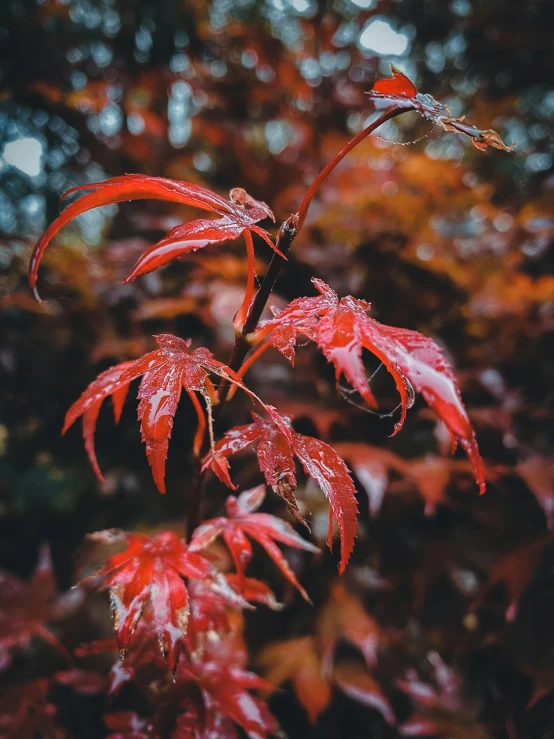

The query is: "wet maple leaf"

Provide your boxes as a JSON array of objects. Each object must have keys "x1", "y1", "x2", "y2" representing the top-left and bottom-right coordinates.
[
  {"x1": 260, "y1": 278, "x2": 485, "y2": 496},
  {"x1": 63, "y1": 334, "x2": 289, "y2": 494},
  {"x1": 77, "y1": 580, "x2": 256, "y2": 694},
  {"x1": 76, "y1": 630, "x2": 170, "y2": 696},
  {"x1": 86, "y1": 623, "x2": 278, "y2": 738},
  {"x1": 185, "y1": 577, "x2": 268, "y2": 640},
  {"x1": 29, "y1": 175, "x2": 277, "y2": 300},
  {"x1": 191, "y1": 485, "x2": 319, "y2": 602},
  {"x1": 87, "y1": 529, "x2": 215, "y2": 670},
  {"x1": 201, "y1": 416, "x2": 358, "y2": 573},
  {"x1": 367, "y1": 65, "x2": 513, "y2": 152},
  {"x1": 159, "y1": 625, "x2": 278, "y2": 739},
  {"x1": 0, "y1": 544, "x2": 84, "y2": 670},
  {"x1": 171, "y1": 705, "x2": 239, "y2": 739},
  {"x1": 372, "y1": 65, "x2": 417, "y2": 98},
  {"x1": 176, "y1": 657, "x2": 278, "y2": 739},
  {"x1": 225, "y1": 575, "x2": 283, "y2": 611}
]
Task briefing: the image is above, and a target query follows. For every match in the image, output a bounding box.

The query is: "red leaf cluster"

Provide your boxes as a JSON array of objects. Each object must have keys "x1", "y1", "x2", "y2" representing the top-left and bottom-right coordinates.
[
  {"x1": 78, "y1": 521, "x2": 293, "y2": 737},
  {"x1": 91, "y1": 530, "x2": 213, "y2": 670},
  {"x1": 259, "y1": 278, "x2": 485, "y2": 494},
  {"x1": 12, "y1": 44, "x2": 520, "y2": 737},
  {"x1": 191, "y1": 485, "x2": 319, "y2": 601},
  {"x1": 203, "y1": 416, "x2": 358, "y2": 572}
]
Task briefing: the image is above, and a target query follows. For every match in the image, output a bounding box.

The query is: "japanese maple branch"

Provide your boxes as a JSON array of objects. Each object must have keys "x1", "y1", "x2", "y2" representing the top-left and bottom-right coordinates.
[
  {"x1": 188, "y1": 106, "x2": 409, "y2": 539},
  {"x1": 222, "y1": 106, "x2": 408, "y2": 388}
]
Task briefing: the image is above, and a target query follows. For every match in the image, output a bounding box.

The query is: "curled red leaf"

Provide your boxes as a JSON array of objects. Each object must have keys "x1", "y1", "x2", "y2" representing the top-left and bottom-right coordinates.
[
  {"x1": 28, "y1": 174, "x2": 276, "y2": 299},
  {"x1": 371, "y1": 64, "x2": 417, "y2": 99}
]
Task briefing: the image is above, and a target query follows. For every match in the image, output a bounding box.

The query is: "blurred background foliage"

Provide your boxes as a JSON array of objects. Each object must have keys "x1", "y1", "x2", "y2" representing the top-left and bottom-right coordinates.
[{"x1": 0, "y1": 0, "x2": 553, "y2": 736}]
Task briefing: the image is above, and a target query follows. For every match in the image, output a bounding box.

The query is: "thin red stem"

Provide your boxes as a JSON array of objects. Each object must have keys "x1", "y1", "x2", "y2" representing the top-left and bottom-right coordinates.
[
  {"x1": 237, "y1": 338, "x2": 273, "y2": 379},
  {"x1": 226, "y1": 339, "x2": 273, "y2": 401},
  {"x1": 296, "y1": 108, "x2": 406, "y2": 230},
  {"x1": 233, "y1": 229, "x2": 256, "y2": 331},
  {"x1": 187, "y1": 390, "x2": 206, "y2": 457}
]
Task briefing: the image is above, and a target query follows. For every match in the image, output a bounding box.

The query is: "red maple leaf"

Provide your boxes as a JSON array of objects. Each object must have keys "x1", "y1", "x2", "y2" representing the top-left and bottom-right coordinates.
[
  {"x1": 371, "y1": 65, "x2": 417, "y2": 99},
  {"x1": 88, "y1": 530, "x2": 215, "y2": 670},
  {"x1": 75, "y1": 629, "x2": 171, "y2": 696},
  {"x1": 258, "y1": 278, "x2": 485, "y2": 496},
  {"x1": 104, "y1": 625, "x2": 278, "y2": 738},
  {"x1": 189, "y1": 576, "x2": 283, "y2": 629},
  {"x1": 367, "y1": 64, "x2": 512, "y2": 152},
  {"x1": 28, "y1": 175, "x2": 278, "y2": 300},
  {"x1": 201, "y1": 416, "x2": 358, "y2": 573},
  {"x1": 225, "y1": 575, "x2": 283, "y2": 611},
  {"x1": 191, "y1": 485, "x2": 319, "y2": 601},
  {"x1": 63, "y1": 334, "x2": 289, "y2": 494},
  {"x1": 176, "y1": 654, "x2": 278, "y2": 739},
  {"x1": 76, "y1": 572, "x2": 275, "y2": 694},
  {"x1": 0, "y1": 544, "x2": 84, "y2": 671}
]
